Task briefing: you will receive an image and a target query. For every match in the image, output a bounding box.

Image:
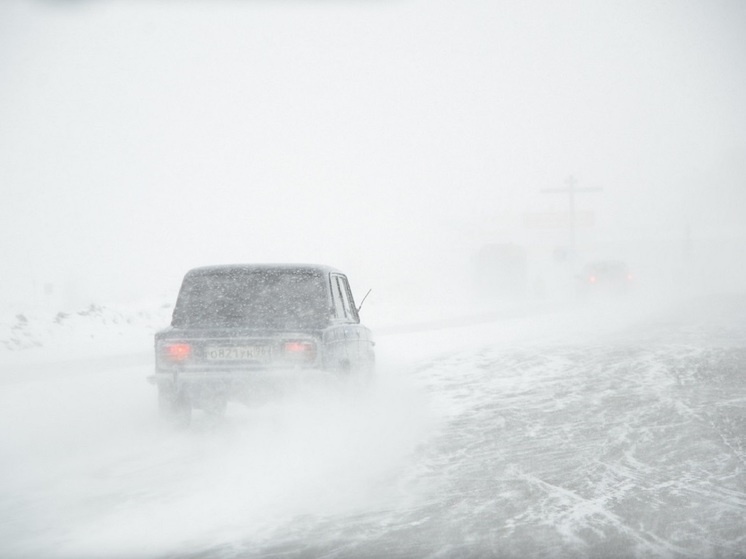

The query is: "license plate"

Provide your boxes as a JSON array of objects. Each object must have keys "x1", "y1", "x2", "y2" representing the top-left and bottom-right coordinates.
[{"x1": 204, "y1": 345, "x2": 271, "y2": 361}]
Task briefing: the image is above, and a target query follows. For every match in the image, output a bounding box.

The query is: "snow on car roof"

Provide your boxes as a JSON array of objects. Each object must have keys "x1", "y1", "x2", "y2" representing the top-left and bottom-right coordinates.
[{"x1": 184, "y1": 264, "x2": 344, "y2": 276}]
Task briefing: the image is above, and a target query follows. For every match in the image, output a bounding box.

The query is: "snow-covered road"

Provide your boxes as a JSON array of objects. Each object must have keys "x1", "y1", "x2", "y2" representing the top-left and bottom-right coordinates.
[{"x1": 1, "y1": 294, "x2": 745, "y2": 558}]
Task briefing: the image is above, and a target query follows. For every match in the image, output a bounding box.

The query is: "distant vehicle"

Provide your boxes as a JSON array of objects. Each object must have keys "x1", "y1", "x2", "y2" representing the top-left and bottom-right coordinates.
[
  {"x1": 577, "y1": 260, "x2": 633, "y2": 297},
  {"x1": 151, "y1": 264, "x2": 375, "y2": 425},
  {"x1": 474, "y1": 243, "x2": 528, "y2": 298}
]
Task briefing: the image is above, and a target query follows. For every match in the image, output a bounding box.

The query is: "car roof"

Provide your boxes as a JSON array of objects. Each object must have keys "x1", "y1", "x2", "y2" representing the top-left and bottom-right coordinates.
[{"x1": 184, "y1": 264, "x2": 344, "y2": 277}]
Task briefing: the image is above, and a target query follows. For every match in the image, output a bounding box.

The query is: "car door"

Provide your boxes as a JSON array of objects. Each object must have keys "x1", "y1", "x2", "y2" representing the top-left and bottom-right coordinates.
[
  {"x1": 323, "y1": 273, "x2": 350, "y2": 370},
  {"x1": 331, "y1": 273, "x2": 373, "y2": 370}
]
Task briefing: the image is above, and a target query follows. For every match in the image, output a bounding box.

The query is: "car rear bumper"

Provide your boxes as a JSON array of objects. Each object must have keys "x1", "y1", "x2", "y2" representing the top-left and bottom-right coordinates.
[{"x1": 150, "y1": 367, "x2": 343, "y2": 399}]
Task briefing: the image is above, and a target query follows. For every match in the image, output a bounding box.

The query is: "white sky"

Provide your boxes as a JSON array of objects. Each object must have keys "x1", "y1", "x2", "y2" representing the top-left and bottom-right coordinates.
[{"x1": 1, "y1": 0, "x2": 745, "y2": 307}]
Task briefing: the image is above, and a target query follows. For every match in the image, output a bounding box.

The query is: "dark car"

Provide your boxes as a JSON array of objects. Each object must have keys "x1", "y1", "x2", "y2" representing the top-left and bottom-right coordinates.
[
  {"x1": 577, "y1": 260, "x2": 633, "y2": 297},
  {"x1": 151, "y1": 264, "x2": 375, "y2": 424}
]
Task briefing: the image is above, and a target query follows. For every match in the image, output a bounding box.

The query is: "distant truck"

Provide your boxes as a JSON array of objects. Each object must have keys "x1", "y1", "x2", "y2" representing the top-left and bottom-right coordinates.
[{"x1": 473, "y1": 244, "x2": 528, "y2": 298}]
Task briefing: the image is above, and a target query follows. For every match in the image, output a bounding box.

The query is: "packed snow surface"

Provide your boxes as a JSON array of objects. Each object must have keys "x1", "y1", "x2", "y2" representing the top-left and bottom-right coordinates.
[{"x1": 1, "y1": 293, "x2": 745, "y2": 558}]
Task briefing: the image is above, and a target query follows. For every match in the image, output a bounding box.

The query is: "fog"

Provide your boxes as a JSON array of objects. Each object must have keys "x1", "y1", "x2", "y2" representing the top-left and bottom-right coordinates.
[
  {"x1": 2, "y1": 3, "x2": 746, "y2": 557},
  {"x1": 1, "y1": 0, "x2": 745, "y2": 311}
]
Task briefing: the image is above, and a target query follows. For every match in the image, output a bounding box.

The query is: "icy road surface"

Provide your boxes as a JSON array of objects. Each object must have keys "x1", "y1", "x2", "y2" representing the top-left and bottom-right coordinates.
[{"x1": 1, "y1": 294, "x2": 745, "y2": 558}]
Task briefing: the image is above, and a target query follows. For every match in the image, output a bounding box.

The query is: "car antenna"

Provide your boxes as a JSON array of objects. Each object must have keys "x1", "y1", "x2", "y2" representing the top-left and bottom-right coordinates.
[{"x1": 357, "y1": 289, "x2": 372, "y2": 313}]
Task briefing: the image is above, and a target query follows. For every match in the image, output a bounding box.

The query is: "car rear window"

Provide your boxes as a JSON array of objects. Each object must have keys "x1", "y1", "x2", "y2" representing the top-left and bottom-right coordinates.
[{"x1": 172, "y1": 269, "x2": 329, "y2": 329}]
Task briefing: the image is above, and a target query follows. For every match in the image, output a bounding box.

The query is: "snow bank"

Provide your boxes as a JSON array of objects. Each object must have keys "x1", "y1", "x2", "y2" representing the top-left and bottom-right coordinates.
[{"x1": 0, "y1": 301, "x2": 173, "y2": 364}]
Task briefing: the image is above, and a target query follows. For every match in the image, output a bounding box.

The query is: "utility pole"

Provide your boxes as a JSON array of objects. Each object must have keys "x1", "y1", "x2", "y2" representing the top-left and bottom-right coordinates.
[{"x1": 541, "y1": 175, "x2": 602, "y2": 255}]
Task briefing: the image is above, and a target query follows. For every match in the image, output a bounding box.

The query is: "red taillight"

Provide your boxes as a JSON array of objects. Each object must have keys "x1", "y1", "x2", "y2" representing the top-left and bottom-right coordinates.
[
  {"x1": 282, "y1": 341, "x2": 316, "y2": 362},
  {"x1": 164, "y1": 343, "x2": 192, "y2": 361},
  {"x1": 589, "y1": 275, "x2": 597, "y2": 283},
  {"x1": 627, "y1": 274, "x2": 634, "y2": 281}
]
